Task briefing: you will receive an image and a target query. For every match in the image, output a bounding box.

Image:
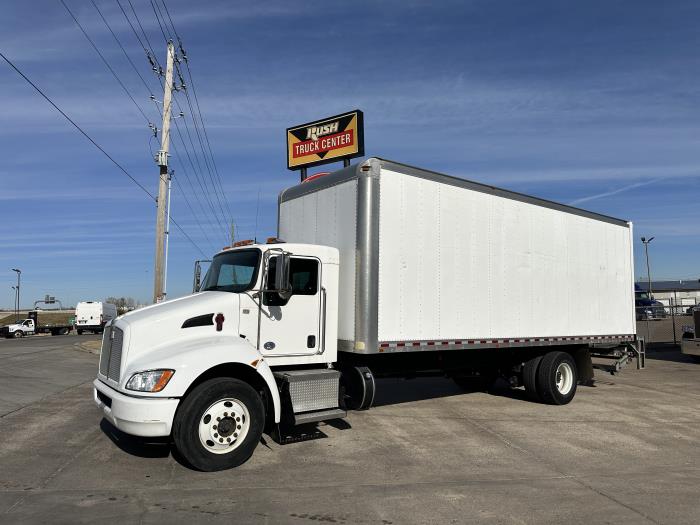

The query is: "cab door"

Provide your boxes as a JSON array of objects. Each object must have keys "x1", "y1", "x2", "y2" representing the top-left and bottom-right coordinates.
[{"x1": 258, "y1": 255, "x2": 322, "y2": 356}]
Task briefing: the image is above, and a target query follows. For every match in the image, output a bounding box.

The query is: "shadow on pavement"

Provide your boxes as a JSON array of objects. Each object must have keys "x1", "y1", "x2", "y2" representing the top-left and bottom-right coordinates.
[
  {"x1": 372, "y1": 376, "x2": 483, "y2": 407},
  {"x1": 645, "y1": 345, "x2": 699, "y2": 364},
  {"x1": 100, "y1": 418, "x2": 172, "y2": 459}
]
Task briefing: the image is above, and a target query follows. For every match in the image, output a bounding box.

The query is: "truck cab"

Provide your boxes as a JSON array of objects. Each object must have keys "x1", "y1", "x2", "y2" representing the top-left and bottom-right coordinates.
[
  {"x1": 94, "y1": 241, "x2": 341, "y2": 471},
  {"x1": 1, "y1": 319, "x2": 35, "y2": 338}
]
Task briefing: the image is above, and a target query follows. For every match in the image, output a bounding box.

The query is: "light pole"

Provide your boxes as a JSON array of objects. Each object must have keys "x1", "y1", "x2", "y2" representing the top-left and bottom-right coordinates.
[
  {"x1": 11, "y1": 286, "x2": 17, "y2": 321},
  {"x1": 11, "y1": 268, "x2": 21, "y2": 322},
  {"x1": 640, "y1": 237, "x2": 654, "y2": 298}
]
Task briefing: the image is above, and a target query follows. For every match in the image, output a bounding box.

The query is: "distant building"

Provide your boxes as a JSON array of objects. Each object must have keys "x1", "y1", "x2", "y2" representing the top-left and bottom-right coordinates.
[{"x1": 636, "y1": 280, "x2": 700, "y2": 307}]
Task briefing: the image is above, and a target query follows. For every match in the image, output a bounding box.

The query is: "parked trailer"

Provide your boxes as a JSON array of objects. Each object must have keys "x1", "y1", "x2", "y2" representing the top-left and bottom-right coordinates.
[{"x1": 93, "y1": 158, "x2": 643, "y2": 471}]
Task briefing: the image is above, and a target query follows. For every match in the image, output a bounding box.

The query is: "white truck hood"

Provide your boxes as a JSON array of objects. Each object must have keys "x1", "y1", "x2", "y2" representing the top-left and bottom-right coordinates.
[{"x1": 115, "y1": 291, "x2": 241, "y2": 363}]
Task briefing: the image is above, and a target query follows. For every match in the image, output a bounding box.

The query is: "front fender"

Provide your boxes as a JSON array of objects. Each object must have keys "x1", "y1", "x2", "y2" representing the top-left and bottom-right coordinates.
[{"x1": 121, "y1": 335, "x2": 281, "y2": 423}]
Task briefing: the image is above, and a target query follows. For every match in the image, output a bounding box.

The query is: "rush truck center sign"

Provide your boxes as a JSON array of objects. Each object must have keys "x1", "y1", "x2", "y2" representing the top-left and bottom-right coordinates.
[{"x1": 286, "y1": 110, "x2": 364, "y2": 170}]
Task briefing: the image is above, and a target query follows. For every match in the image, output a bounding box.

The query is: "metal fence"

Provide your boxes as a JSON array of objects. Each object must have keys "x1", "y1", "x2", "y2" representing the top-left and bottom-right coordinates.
[{"x1": 636, "y1": 304, "x2": 695, "y2": 345}]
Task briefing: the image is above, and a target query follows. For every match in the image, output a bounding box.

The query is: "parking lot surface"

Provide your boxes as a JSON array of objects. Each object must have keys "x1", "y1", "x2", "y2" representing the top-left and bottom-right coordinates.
[{"x1": 1, "y1": 335, "x2": 699, "y2": 524}]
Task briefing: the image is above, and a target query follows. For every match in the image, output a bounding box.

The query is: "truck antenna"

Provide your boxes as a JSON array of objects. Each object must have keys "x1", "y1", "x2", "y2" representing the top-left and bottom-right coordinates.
[{"x1": 254, "y1": 188, "x2": 261, "y2": 243}]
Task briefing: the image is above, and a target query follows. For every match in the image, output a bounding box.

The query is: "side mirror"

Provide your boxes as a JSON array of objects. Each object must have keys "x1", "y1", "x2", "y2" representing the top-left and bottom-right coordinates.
[{"x1": 273, "y1": 253, "x2": 292, "y2": 300}]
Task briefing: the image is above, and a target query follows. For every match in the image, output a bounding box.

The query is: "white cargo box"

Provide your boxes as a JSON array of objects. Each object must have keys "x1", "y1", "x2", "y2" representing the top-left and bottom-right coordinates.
[{"x1": 279, "y1": 158, "x2": 636, "y2": 354}]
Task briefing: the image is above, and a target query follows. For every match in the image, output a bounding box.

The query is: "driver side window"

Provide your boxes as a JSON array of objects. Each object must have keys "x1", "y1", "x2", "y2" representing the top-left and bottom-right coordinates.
[{"x1": 264, "y1": 257, "x2": 319, "y2": 306}]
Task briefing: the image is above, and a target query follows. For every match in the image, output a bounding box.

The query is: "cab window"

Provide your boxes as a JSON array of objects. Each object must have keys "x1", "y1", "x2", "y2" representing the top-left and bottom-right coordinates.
[{"x1": 264, "y1": 257, "x2": 319, "y2": 306}]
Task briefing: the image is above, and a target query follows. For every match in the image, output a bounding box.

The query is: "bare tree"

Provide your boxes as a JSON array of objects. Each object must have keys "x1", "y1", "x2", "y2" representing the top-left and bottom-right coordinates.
[{"x1": 105, "y1": 297, "x2": 137, "y2": 314}]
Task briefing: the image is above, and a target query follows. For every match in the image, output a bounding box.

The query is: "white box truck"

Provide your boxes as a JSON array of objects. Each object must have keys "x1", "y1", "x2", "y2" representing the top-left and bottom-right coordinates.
[
  {"x1": 76, "y1": 301, "x2": 118, "y2": 334},
  {"x1": 94, "y1": 158, "x2": 643, "y2": 471}
]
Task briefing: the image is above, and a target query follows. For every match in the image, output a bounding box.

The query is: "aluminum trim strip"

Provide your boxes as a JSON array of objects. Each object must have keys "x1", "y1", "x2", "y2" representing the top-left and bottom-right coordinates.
[{"x1": 373, "y1": 334, "x2": 636, "y2": 353}]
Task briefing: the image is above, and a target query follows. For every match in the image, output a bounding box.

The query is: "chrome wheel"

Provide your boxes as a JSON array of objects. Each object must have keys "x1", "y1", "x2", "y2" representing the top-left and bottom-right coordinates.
[
  {"x1": 555, "y1": 362, "x2": 574, "y2": 395},
  {"x1": 198, "y1": 398, "x2": 250, "y2": 455}
]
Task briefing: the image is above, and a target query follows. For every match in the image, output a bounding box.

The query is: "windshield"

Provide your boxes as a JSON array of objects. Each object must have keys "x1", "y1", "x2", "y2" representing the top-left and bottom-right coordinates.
[{"x1": 200, "y1": 249, "x2": 260, "y2": 293}]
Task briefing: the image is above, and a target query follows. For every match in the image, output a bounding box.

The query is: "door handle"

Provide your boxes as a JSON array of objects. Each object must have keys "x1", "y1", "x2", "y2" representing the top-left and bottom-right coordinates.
[{"x1": 307, "y1": 335, "x2": 316, "y2": 348}]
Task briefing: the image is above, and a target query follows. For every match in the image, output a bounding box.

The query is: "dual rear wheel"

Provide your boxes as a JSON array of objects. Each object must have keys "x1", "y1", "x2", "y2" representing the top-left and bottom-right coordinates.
[{"x1": 523, "y1": 351, "x2": 578, "y2": 405}]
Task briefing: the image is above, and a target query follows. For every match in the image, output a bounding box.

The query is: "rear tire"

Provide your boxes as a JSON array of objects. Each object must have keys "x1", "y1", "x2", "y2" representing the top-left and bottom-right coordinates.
[
  {"x1": 77, "y1": 329, "x2": 83, "y2": 335},
  {"x1": 522, "y1": 355, "x2": 543, "y2": 401},
  {"x1": 536, "y1": 351, "x2": 577, "y2": 405},
  {"x1": 173, "y1": 378, "x2": 264, "y2": 472}
]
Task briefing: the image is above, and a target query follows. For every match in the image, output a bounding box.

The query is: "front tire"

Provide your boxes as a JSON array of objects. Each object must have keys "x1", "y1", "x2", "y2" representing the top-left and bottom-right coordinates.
[
  {"x1": 173, "y1": 378, "x2": 264, "y2": 471},
  {"x1": 536, "y1": 351, "x2": 577, "y2": 405},
  {"x1": 13, "y1": 331, "x2": 24, "y2": 338}
]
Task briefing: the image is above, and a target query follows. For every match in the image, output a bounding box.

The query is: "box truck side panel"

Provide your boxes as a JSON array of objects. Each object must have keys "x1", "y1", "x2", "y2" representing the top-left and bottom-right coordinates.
[
  {"x1": 279, "y1": 179, "x2": 358, "y2": 343},
  {"x1": 377, "y1": 167, "x2": 635, "y2": 342}
]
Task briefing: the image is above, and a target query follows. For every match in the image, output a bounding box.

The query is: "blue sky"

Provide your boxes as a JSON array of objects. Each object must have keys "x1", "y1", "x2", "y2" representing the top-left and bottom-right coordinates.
[{"x1": 1, "y1": 0, "x2": 698, "y2": 308}]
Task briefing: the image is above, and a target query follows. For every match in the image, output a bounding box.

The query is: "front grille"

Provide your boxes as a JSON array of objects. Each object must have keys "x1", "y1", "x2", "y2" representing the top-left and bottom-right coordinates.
[
  {"x1": 98, "y1": 326, "x2": 111, "y2": 376},
  {"x1": 99, "y1": 325, "x2": 124, "y2": 382}
]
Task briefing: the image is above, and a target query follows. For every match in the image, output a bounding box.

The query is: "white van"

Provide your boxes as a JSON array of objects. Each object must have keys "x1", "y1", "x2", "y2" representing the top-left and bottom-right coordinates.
[{"x1": 75, "y1": 301, "x2": 118, "y2": 334}]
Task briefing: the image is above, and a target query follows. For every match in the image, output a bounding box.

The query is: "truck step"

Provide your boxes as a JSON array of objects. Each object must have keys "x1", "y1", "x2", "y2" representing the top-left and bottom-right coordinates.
[{"x1": 293, "y1": 408, "x2": 347, "y2": 425}]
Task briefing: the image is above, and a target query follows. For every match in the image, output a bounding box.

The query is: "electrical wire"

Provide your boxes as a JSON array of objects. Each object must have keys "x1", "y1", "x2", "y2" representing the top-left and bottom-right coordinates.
[
  {"x1": 59, "y1": 0, "x2": 152, "y2": 125},
  {"x1": 148, "y1": 2, "x2": 231, "y2": 237},
  {"x1": 98, "y1": 0, "x2": 218, "y2": 254},
  {"x1": 158, "y1": 1, "x2": 236, "y2": 229},
  {"x1": 0, "y1": 51, "x2": 154, "y2": 200},
  {"x1": 91, "y1": 0, "x2": 154, "y2": 101},
  {"x1": 0, "y1": 50, "x2": 207, "y2": 258},
  {"x1": 116, "y1": 0, "x2": 228, "y2": 243}
]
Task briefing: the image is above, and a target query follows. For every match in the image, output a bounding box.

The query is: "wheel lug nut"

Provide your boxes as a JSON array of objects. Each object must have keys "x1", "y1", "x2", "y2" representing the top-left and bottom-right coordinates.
[
  {"x1": 233, "y1": 432, "x2": 238, "y2": 438},
  {"x1": 219, "y1": 438, "x2": 223, "y2": 443},
  {"x1": 223, "y1": 412, "x2": 228, "y2": 417},
  {"x1": 227, "y1": 437, "x2": 231, "y2": 442},
  {"x1": 214, "y1": 433, "x2": 218, "y2": 438},
  {"x1": 216, "y1": 417, "x2": 221, "y2": 422},
  {"x1": 237, "y1": 425, "x2": 241, "y2": 430},
  {"x1": 213, "y1": 425, "x2": 217, "y2": 429},
  {"x1": 236, "y1": 417, "x2": 240, "y2": 422}
]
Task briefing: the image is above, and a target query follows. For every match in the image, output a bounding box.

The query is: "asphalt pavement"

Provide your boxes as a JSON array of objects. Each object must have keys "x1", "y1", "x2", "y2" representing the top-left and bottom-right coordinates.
[{"x1": 0, "y1": 335, "x2": 698, "y2": 524}]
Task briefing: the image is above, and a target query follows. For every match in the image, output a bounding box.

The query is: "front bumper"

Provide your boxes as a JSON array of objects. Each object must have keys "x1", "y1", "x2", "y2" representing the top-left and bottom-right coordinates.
[
  {"x1": 93, "y1": 379, "x2": 179, "y2": 437},
  {"x1": 681, "y1": 339, "x2": 700, "y2": 357}
]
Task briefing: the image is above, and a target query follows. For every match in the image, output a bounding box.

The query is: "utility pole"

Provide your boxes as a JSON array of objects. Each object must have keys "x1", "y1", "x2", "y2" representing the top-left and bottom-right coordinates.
[{"x1": 153, "y1": 41, "x2": 175, "y2": 303}]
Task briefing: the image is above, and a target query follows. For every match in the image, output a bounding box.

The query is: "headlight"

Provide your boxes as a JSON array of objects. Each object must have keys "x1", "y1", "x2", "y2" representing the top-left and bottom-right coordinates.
[{"x1": 125, "y1": 369, "x2": 175, "y2": 392}]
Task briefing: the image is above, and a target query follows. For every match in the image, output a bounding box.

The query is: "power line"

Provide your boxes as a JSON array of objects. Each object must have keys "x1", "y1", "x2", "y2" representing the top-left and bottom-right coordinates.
[
  {"x1": 0, "y1": 51, "x2": 153, "y2": 199},
  {"x1": 173, "y1": 78, "x2": 231, "y2": 234},
  {"x1": 150, "y1": 0, "x2": 171, "y2": 43},
  {"x1": 91, "y1": 0, "x2": 154, "y2": 100},
  {"x1": 0, "y1": 51, "x2": 207, "y2": 259},
  {"x1": 114, "y1": 0, "x2": 229, "y2": 245},
  {"x1": 59, "y1": 0, "x2": 152, "y2": 125},
  {"x1": 147, "y1": 1, "x2": 231, "y2": 237},
  {"x1": 92, "y1": 0, "x2": 217, "y2": 254},
  {"x1": 158, "y1": 1, "x2": 236, "y2": 230}
]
